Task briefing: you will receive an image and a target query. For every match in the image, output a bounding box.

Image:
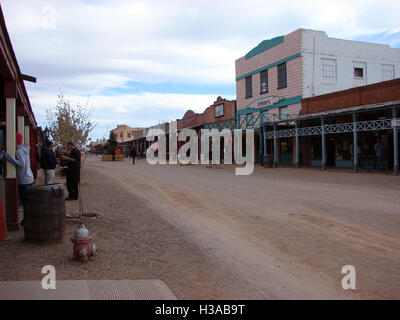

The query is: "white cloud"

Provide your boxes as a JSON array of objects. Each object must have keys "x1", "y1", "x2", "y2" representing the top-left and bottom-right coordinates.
[{"x1": 2, "y1": 0, "x2": 399, "y2": 139}]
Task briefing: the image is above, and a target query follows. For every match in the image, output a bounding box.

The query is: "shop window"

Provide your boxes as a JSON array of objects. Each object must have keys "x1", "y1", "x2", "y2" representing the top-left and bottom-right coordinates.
[
  {"x1": 382, "y1": 64, "x2": 395, "y2": 81},
  {"x1": 277, "y1": 62, "x2": 287, "y2": 89},
  {"x1": 335, "y1": 137, "x2": 353, "y2": 161},
  {"x1": 260, "y1": 69, "x2": 268, "y2": 94},
  {"x1": 279, "y1": 106, "x2": 288, "y2": 120},
  {"x1": 245, "y1": 76, "x2": 252, "y2": 99},
  {"x1": 311, "y1": 136, "x2": 322, "y2": 160},
  {"x1": 321, "y1": 58, "x2": 337, "y2": 82}
]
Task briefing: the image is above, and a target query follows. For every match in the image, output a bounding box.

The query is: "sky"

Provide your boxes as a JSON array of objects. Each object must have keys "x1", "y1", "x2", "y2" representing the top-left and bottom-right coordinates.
[{"x1": 1, "y1": 0, "x2": 400, "y2": 141}]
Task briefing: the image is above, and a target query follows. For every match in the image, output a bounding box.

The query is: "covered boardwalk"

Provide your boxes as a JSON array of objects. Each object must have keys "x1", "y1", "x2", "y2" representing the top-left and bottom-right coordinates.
[
  {"x1": 1, "y1": 5, "x2": 38, "y2": 230},
  {"x1": 263, "y1": 78, "x2": 400, "y2": 174}
]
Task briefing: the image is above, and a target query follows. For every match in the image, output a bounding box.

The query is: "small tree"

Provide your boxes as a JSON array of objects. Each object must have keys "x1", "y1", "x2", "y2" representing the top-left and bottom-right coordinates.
[
  {"x1": 46, "y1": 93, "x2": 96, "y2": 148},
  {"x1": 104, "y1": 131, "x2": 118, "y2": 155}
]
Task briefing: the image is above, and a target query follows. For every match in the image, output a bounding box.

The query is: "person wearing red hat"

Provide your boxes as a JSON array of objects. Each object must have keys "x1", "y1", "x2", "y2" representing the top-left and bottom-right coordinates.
[{"x1": 1, "y1": 132, "x2": 34, "y2": 212}]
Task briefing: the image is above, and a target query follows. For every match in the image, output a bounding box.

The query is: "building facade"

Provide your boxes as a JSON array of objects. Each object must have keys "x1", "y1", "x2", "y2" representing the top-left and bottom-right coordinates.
[
  {"x1": 112, "y1": 125, "x2": 143, "y2": 143},
  {"x1": 0, "y1": 5, "x2": 38, "y2": 231},
  {"x1": 236, "y1": 28, "x2": 400, "y2": 118},
  {"x1": 236, "y1": 28, "x2": 400, "y2": 164},
  {"x1": 263, "y1": 78, "x2": 400, "y2": 173},
  {"x1": 203, "y1": 96, "x2": 236, "y2": 130}
]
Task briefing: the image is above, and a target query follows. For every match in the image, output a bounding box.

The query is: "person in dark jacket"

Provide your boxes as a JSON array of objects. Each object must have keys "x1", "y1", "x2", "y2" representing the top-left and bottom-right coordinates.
[
  {"x1": 61, "y1": 142, "x2": 81, "y2": 200},
  {"x1": 41, "y1": 141, "x2": 58, "y2": 184},
  {"x1": 130, "y1": 148, "x2": 136, "y2": 165}
]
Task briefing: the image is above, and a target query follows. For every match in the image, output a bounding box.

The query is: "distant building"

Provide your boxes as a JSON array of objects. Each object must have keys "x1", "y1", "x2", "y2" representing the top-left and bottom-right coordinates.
[{"x1": 112, "y1": 125, "x2": 143, "y2": 143}]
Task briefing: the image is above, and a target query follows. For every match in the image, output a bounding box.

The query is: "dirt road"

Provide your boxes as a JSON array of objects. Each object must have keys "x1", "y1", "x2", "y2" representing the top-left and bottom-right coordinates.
[{"x1": 1, "y1": 156, "x2": 399, "y2": 299}]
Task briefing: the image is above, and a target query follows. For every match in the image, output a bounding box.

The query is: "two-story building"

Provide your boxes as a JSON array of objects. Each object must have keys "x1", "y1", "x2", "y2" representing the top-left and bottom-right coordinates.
[
  {"x1": 112, "y1": 125, "x2": 143, "y2": 143},
  {"x1": 235, "y1": 28, "x2": 400, "y2": 165}
]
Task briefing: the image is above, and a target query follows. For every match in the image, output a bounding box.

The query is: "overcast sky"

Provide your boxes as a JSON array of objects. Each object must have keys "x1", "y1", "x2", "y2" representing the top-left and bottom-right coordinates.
[{"x1": 2, "y1": 0, "x2": 400, "y2": 140}]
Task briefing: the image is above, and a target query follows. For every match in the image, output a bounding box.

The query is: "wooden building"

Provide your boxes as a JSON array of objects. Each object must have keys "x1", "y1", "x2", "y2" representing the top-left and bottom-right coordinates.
[{"x1": 0, "y1": 5, "x2": 38, "y2": 230}]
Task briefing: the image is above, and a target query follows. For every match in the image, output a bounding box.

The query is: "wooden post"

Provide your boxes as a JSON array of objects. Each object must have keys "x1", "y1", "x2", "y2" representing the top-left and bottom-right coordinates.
[
  {"x1": 273, "y1": 124, "x2": 278, "y2": 168},
  {"x1": 393, "y1": 107, "x2": 399, "y2": 175},
  {"x1": 353, "y1": 113, "x2": 359, "y2": 172},
  {"x1": 321, "y1": 117, "x2": 326, "y2": 170},
  {"x1": 5, "y1": 96, "x2": 20, "y2": 230},
  {"x1": 24, "y1": 125, "x2": 30, "y2": 145},
  {"x1": 295, "y1": 121, "x2": 300, "y2": 168}
]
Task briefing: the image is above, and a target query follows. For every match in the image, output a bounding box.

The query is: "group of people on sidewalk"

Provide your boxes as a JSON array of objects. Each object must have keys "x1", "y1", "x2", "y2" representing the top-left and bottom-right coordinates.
[{"x1": 0, "y1": 133, "x2": 81, "y2": 211}]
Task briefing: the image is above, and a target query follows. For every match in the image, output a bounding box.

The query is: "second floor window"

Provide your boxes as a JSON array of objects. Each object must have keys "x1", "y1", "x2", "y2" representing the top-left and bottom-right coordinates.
[
  {"x1": 382, "y1": 64, "x2": 394, "y2": 81},
  {"x1": 277, "y1": 62, "x2": 287, "y2": 89},
  {"x1": 260, "y1": 70, "x2": 268, "y2": 94},
  {"x1": 245, "y1": 76, "x2": 252, "y2": 98},
  {"x1": 279, "y1": 106, "x2": 289, "y2": 120},
  {"x1": 322, "y1": 58, "x2": 337, "y2": 82},
  {"x1": 353, "y1": 61, "x2": 366, "y2": 86}
]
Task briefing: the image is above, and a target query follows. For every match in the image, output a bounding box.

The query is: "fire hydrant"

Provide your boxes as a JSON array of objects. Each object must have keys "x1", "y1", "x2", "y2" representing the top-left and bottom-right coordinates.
[{"x1": 71, "y1": 224, "x2": 96, "y2": 261}]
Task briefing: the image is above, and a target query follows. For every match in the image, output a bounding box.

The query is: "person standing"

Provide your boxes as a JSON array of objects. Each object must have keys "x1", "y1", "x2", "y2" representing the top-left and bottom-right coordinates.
[
  {"x1": 130, "y1": 148, "x2": 136, "y2": 165},
  {"x1": 1, "y1": 132, "x2": 34, "y2": 210},
  {"x1": 41, "y1": 141, "x2": 57, "y2": 184},
  {"x1": 61, "y1": 142, "x2": 81, "y2": 201}
]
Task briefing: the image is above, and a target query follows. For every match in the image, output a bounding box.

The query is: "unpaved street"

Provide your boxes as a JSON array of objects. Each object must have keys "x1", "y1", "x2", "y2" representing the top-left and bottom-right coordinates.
[{"x1": 1, "y1": 156, "x2": 400, "y2": 299}]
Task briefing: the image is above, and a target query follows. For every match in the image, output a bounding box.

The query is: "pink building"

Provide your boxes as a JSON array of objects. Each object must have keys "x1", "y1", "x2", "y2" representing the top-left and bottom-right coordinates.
[
  {"x1": 235, "y1": 28, "x2": 400, "y2": 164},
  {"x1": 236, "y1": 29, "x2": 303, "y2": 122}
]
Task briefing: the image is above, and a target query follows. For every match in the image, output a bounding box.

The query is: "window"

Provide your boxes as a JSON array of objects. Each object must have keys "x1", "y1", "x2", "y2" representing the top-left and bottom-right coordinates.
[
  {"x1": 215, "y1": 104, "x2": 224, "y2": 117},
  {"x1": 279, "y1": 106, "x2": 288, "y2": 120},
  {"x1": 245, "y1": 76, "x2": 252, "y2": 98},
  {"x1": 354, "y1": 68, "x2": 363, "y2": 78},
  {"x1": 321, "y1": 58, "x2": 337, "y2": 82},
  {"x1": 353, "y1": 61, "x2": 366, "y2": 86},
  {"x1": 277, "y1": 62, "x2": 287, "y2": 89},
  {"x1": 382, "y1": 64, "x2": 395, "y2": 81},
  {"x1": 260, "y1": 69, "x2": 268, "y2": 94},
  {"x1": 127, "y1": 132, "x2": 131, "y2": 138},
  {"x1": 120, "y1": 132, "x2": 123, "y2": 138}
]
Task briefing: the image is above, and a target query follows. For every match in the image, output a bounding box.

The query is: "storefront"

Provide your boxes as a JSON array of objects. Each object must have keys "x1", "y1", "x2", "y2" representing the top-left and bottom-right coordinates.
[
  {"x1": 263, "y1": 78, "x2": 400, "y2": 173},
  {"x1": 1, "y1": 7, "x2": 38, "y2": 230}
]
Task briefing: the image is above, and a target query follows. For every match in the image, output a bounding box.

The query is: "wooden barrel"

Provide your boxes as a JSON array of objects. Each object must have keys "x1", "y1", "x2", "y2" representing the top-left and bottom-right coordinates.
[{"x1": 24, "y1": 184, "x2": 66, "y2": 243}]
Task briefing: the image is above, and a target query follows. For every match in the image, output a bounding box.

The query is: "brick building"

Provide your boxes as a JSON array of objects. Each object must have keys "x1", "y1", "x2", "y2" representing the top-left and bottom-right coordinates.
[
  {"x1": 203, "y1": 96, "x2": 236, "y2": 130},
  {"x1": 263, "y1": 78, "x2": 400, "y2": 173}
]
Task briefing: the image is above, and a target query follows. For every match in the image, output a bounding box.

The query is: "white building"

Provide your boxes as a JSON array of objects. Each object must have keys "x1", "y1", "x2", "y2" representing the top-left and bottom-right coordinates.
[{"x1": 301, "y1": 29, "x2": 400, "y2": 98}]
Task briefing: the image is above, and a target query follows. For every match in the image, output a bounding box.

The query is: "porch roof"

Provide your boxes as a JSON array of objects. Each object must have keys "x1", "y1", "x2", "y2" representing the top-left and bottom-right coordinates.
[{"x1": 264, "y1": 99, "x2": 400, "y2": 126}]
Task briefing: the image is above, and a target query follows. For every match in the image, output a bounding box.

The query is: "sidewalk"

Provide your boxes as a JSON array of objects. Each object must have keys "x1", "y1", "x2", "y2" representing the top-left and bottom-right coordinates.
[{"x1": 0, "y1": 279, "x2": 177, "y2": 300}]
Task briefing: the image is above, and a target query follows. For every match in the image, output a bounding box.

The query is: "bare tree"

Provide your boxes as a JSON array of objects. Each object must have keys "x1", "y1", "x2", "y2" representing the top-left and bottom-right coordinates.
[{"x1": 46, "y1": 93, "x2": 96, "y2": 148}]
